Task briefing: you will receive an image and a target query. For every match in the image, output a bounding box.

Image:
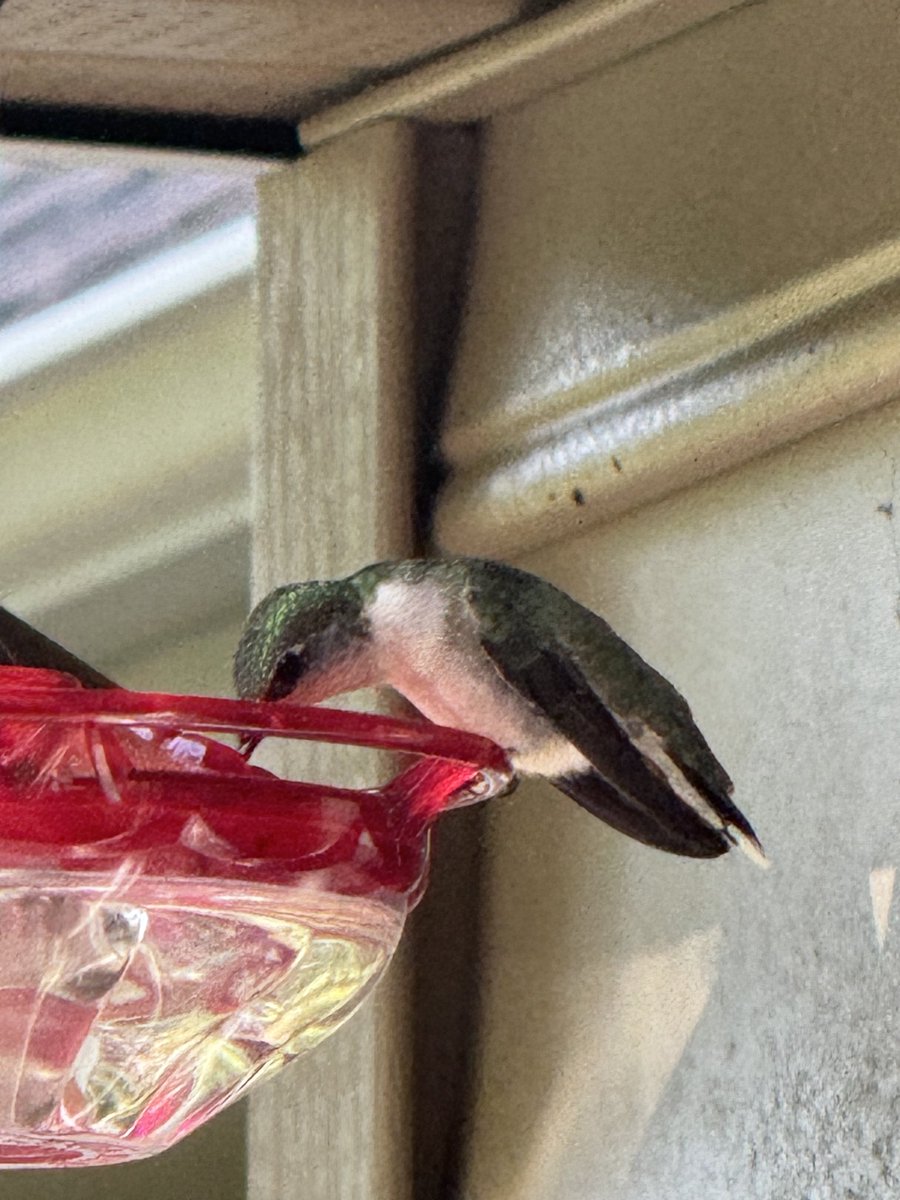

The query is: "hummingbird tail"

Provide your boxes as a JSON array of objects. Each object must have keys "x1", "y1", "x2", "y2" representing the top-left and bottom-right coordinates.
[
  {"x1": 552, "y1": 770, "x2": 731, "y2": 859},
  {"x1": 675, "y1": 760, "x2": 767, "y2": 867},
  {"x1": 722, "y1": 822, "x2": 769, "y2": 868},
  {"x1": 552, "y1": 764, "x2": 767, "y2": 864}
]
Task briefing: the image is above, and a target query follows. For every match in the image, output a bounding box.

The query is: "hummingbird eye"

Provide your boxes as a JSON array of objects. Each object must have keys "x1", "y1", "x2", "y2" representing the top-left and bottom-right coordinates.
[{"x1": 267, "y1": 650, "x2": 306, "y2": 701}]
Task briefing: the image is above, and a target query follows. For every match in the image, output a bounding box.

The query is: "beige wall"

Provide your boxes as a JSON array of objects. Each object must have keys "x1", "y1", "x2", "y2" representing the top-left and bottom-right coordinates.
[
  {"x1": 439, "y1": 0, "x2": 900, "y2": 560},
  {"x1": 464, "y1": 396, "x2": 900, "y2": 1197},
  {"x1": 436, "y1": 0, "x2": 900, "y2": 1194}
]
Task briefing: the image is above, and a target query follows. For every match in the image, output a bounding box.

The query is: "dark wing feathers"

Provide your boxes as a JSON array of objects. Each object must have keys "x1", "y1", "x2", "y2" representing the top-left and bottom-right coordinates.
[
  {"x1": 465, "y1": 560, "x2": 759, "y2": 858},
  {"x1": 552, "y1": 775, "x2": 727, "y2": 859},
  {"x1": 479, "y1": 635, "x2": 729, "y2": 857}
]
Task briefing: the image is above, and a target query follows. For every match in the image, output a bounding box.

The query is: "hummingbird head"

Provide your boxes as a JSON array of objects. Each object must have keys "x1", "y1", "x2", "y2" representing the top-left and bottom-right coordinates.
[{"x1": 233, "y1": 579, "x2": 370, "y2": 703}]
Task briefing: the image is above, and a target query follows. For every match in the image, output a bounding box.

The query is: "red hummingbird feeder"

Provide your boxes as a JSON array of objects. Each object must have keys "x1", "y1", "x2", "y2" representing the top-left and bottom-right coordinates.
[{"x1": 0, "y1": 665, "x2": 511, "y2": 1168}]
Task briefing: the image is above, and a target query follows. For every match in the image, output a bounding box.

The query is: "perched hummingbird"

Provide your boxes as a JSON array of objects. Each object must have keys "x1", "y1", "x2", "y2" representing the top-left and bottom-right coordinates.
[{"x1": 233, "y1": 557, "x2": 763, "y2": 862}]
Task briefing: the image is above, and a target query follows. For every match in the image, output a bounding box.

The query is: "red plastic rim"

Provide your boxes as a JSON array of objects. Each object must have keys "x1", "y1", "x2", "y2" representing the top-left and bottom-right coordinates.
[
  {"x1": 0, "y1": 666, "x2": 509, "y2": 770},
  {"x1": 0, "y1": 667, "x2": 513, "y2": 895}
]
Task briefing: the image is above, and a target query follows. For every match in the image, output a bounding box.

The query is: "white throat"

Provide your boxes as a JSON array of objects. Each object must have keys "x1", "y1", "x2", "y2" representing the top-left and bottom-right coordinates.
[{"x1": 367, "y1": 576, "x2": 589, "y2": 776}]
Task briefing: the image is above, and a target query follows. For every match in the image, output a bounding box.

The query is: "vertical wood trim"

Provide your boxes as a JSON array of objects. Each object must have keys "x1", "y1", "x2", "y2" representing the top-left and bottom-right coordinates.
[{"x1": 247, "y1": 120, "x2": 416, "y2": 1200}]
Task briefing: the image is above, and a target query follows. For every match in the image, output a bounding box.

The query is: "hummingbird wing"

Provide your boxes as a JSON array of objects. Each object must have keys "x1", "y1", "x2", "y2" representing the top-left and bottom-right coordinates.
[{"x1": 464, "y1": 562, "x2": 762, "y2": 861}]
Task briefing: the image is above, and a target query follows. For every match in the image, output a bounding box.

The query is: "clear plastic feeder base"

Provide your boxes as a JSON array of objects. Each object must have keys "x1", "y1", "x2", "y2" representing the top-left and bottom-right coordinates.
[{"x1": 0, "y1": 667, "x2": 510, "y2": 1166}]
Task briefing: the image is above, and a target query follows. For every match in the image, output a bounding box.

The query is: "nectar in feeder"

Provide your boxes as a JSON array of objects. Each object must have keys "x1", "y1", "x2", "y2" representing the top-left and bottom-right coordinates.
[{"x1": 0, "y1": 666, "x2": 511, "y2": 1168}]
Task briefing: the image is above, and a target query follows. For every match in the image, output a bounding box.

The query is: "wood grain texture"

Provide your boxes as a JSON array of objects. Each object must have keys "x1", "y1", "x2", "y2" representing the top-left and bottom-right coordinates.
[
  {"x1": 0, "y1": 0, "x2": 521, "y2": 118},
  {"x1": 248, "y1": 120, "x2": 417, "y2": 1200}
]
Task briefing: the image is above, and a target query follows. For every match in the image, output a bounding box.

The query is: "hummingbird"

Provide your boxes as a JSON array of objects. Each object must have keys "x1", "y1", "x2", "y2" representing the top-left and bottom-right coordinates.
[{"x1": 233, "y1": 557, "x2": 763, "y2": 863}]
